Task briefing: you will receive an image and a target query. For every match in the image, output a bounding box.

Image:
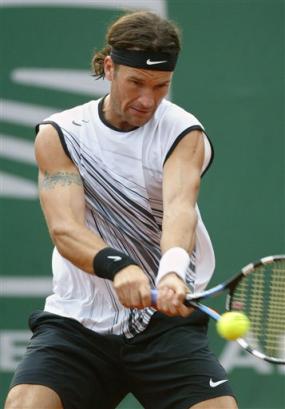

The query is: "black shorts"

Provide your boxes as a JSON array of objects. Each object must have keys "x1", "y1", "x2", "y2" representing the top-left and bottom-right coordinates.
[{"x1": 10, "y1": 310, "x2": 236, "y2": 409}]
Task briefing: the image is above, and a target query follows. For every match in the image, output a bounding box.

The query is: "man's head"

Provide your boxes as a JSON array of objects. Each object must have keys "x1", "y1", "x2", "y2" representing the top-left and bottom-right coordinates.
[{"x1": 91, "y1": 11, "x2": 181, "y2": 129}]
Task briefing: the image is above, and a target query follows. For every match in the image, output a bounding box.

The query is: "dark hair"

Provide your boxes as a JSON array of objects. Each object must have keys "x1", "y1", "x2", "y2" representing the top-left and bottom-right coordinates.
[{"x1": 91, "y1": 11, "x2": 181, "y2": 79}]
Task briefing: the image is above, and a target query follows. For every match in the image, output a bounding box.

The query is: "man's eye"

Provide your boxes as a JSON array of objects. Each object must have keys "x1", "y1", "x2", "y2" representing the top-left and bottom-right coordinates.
[
  {"x1": 130, "y1": 80, "x2": 142, "y2": 86},
  {"x1": 158, "y1": 84, "x2": 168, "y2": 89}
]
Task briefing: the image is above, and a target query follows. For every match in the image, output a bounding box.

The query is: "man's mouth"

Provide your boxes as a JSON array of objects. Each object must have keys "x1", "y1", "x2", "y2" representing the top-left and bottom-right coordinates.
[{"x1": 130, "y1": 107, "x2": 152, "y2": 115}]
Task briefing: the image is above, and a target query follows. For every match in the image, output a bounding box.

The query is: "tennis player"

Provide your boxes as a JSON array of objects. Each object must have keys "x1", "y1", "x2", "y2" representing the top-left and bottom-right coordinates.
[{"x1": 5, "y1": 11, "x2": 238, "y2": 409}]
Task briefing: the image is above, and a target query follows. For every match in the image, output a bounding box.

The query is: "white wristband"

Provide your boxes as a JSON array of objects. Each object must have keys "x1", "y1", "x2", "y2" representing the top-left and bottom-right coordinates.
[{"x1": 155, "y1": 247, "x2": 190, "y2": 286}]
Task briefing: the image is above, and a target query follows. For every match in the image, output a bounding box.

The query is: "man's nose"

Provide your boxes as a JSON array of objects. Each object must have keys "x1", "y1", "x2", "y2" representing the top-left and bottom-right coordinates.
[{"x1": 137, "y1": 89, "x2": 155, "y2": 109}]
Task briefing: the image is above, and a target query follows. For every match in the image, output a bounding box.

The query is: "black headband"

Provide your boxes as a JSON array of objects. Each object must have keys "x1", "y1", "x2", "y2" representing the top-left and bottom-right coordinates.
[{"x1": 110, "y1": 48, "x2": 178, "y2": 72}]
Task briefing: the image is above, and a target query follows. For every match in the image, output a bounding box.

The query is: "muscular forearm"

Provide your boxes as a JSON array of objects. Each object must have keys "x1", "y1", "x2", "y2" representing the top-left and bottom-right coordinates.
[
  {"x1": 160, "y1": 203, "x2": 197, "y2": 255},
  {"x1": 156, "y1": 203, "x2": 197, "y2": 287},
  {"x1": 51, "y1": 221, "x2": 107, "y2": 274}
]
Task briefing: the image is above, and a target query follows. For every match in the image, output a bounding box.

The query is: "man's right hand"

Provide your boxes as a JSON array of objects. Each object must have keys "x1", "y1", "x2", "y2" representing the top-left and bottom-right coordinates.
[{"x1": 113, "y1": 266, "x2": 152, "y2": 309}]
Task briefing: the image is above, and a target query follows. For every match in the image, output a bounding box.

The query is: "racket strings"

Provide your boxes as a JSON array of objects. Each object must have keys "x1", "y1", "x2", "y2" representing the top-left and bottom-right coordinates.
[
  {"x1": 231, "y1": 260, "x2": 285, "y2": 360},
  {"x1": 248, "y1": 271, "x2": 265, "y2": 347},
  {"x1": 266, "y1": 265, "x2": 285, "y2": 355}
]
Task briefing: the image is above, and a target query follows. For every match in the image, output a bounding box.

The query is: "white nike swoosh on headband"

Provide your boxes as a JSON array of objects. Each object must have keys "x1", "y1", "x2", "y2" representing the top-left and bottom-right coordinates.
[
  {"x1": 146, "y1": 59, "x2": 167, "y2": 65},
  {"x1": 209, "y1": 378, "x2": 228, "y2": 388}
]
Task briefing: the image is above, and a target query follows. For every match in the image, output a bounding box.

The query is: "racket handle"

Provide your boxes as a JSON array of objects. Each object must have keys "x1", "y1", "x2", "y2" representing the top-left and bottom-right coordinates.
[
  {"x1": 151, "y1": 289, "x2": 221, "y2": 321},
  {"x1": 150, "y1": 289, "x2": 158, "y2": 305},
  {"x1": 151, "y1": 289, "x2": 193, "y2": 308},
  {"x1": 150, "y1": 289, "x2": 194, "y2": 307}
]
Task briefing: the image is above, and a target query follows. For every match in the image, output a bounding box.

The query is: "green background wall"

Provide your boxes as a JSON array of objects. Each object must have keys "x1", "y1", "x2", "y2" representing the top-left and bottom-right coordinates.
[{"x1": 1, "y1": 1, "x2": 284, "y2": 408}]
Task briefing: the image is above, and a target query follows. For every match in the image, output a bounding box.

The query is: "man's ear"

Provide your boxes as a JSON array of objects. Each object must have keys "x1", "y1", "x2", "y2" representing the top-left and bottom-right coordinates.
[{"x1": 104, "y1": 56, "x2": 114, "y2": 81}]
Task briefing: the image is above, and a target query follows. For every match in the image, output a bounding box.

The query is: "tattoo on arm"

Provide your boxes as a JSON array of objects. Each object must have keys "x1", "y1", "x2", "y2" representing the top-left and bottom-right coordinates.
[{"x1": 40, "y1": 171, "x2": 83, "y2": 190}]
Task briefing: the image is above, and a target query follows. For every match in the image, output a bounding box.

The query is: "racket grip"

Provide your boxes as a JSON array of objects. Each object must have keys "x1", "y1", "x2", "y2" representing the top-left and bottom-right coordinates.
[
  {"x1": 151, "y1": 289, "x2": 189, "y2": 307},
  {"x1": 150, "y1": 289, "x2": 158, "y2": 306}
]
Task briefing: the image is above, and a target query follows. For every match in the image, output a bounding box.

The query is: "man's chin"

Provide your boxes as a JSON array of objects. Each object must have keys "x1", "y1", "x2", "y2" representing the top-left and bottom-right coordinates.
[
  {"x1": 132, "y1": 119, "x2": 149, "y2": 127},
  {"x1": 128, "y1": 108, "x2": 154, "y2": 126},
  {"x1": 129, "y1": 114, "x2": 153, "y2": 128}
]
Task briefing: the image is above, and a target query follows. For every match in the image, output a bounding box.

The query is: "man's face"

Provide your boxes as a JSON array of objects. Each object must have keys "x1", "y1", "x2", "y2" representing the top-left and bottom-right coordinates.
[{"x1": 104, "y1": 57, "x2": 173, "y2": 130}]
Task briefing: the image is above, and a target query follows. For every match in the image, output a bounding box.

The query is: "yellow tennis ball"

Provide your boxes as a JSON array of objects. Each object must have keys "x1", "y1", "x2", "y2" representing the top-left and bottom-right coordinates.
[{"x1": 216, "y1": 311, "x2": 250, "y2": 341}]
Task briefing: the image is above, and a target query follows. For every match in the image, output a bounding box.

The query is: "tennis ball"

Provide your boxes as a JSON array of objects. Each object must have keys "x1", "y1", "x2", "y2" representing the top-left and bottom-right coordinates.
[{"x1": 216, "y1": 311, "x2": 250, "y2": 341}]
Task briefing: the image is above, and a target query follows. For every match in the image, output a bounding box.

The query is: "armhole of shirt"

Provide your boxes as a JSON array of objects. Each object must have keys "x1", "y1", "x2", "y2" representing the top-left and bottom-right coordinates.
[
  {"x1": 201, "y1": 133, "x2": 214, "y2": 177},
  {"x1": 35, "y1": 120, "x2": 72, "y2": 160},
  {"x1": 163, "y1": 125, "x2": 214, "y2": 177}
]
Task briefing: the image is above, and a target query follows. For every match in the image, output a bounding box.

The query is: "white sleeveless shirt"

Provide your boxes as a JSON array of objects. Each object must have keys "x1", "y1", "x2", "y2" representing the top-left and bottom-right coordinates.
[{"x1": 39, "y1": 97, "x2": 215, "y2": 338}]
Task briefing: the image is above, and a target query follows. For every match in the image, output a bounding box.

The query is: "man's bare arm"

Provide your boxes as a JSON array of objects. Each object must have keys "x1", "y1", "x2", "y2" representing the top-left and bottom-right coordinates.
[
  {"x1": 161, "y1": 129, "x2": 204, "y2": 254},
  {"x1": 155, "y1": 130, "x2": 204, "y2": 316},
  {"x1": 35, "y1": 124, "x2": 106, "y2": 274}
]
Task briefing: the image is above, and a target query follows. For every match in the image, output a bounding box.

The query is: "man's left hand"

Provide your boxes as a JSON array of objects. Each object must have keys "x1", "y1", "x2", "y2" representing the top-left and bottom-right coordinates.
[{"x1": 156, "y1": 273, "x2": 194, "y2": 317}]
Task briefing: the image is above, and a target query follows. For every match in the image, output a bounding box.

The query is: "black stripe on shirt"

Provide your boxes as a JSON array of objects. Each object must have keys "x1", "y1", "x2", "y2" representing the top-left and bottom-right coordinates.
[
  {"x1": 163, "y1": 125, "x2": 214, "y2": 177},
  {"x1": 35, "y1": 120, "x2": 72, "y2": 160}
]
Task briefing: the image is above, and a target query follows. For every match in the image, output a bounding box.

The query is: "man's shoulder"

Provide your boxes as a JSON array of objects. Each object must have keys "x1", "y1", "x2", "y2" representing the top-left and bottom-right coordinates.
[
  {"x1": 44, "y1": 99, "x2": 99, "y2": 126},
  {"x1": 155, "y1": 99, "x2": 203, "y2": 129}
]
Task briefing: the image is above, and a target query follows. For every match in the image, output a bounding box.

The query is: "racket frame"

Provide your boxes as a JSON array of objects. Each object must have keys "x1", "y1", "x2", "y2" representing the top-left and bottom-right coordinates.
[{"x1": 152, "y1": 255, "x2": 285, "y2": 364}]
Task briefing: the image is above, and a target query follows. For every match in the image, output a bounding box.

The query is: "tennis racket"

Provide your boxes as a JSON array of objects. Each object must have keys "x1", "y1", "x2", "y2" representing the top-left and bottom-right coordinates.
[{"x1": 151, "y1": 255, "x2": 285, "y2": 364}]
